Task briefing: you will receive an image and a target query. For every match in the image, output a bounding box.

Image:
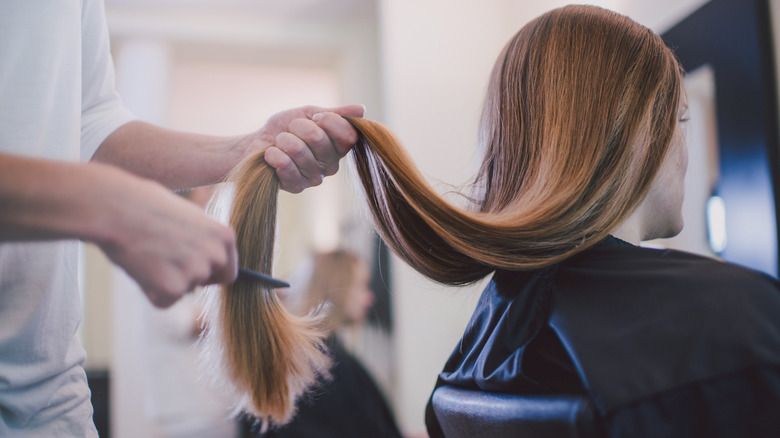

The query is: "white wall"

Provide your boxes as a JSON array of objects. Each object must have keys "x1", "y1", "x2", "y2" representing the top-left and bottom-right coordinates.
[
  {"x1": 617, "y1": 0, "x2": 711, "y2": 32},
  {"x1": 111, "y1": 39, "x2": 171, "y2": 438}
]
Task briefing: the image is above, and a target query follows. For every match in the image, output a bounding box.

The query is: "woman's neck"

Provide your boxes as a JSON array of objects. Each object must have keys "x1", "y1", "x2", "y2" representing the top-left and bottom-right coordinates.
[{"x1": 610, "y1": 214, "x2": 643, "y2": 246}]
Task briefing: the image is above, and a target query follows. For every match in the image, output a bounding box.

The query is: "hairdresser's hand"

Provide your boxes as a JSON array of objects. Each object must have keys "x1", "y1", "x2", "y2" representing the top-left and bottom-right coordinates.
[
  {"x1": 247, "y1": 104, "x2": 365, "y2": 193},
  {"x1": 95, "y1": 169, "x2": 238, "y2": 308}
]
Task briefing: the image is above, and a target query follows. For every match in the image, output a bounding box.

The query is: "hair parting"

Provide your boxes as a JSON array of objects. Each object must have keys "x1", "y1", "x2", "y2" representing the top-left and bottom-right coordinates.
[{"x1": 200, "y1": 151, "x2": 330, "y2": 427}]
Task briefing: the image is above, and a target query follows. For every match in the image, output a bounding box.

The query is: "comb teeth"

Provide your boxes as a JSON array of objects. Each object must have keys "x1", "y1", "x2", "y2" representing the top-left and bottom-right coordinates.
[{"x1": 237, "y1": 268, "x2": 290, "y2": 288}]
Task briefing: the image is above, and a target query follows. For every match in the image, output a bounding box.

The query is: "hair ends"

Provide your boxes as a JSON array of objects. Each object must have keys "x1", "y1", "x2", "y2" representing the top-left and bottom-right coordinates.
[{"x1": 200, "y1": 151, "x2": 330, "y2": 426}]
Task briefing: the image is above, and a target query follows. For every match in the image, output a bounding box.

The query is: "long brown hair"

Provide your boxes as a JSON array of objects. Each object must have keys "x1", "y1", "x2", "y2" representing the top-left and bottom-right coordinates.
[
  {"x1": 198, "y1": 3, "x2": 682, "y2": 428},
  {"x1": 347, "y1": 5, "x2": 682, "y2": 283}
]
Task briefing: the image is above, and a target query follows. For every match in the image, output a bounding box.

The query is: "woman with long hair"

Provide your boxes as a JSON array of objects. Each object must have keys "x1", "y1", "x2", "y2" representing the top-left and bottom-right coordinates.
[
  {"x1": 206, "y1": 4, "x2": 780, "y2": 435},
  {"x1": 342, "y1": 5, "x2": 780, "y2": 437}
]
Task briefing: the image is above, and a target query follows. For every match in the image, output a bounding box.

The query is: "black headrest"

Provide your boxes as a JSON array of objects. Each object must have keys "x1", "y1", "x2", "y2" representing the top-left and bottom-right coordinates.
[{"x1": 431, "y1": 385, "x2": 601, "y2": 438}]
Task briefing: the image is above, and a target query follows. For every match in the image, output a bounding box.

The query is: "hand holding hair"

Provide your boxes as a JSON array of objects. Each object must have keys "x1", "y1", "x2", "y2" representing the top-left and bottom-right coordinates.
[
  {"x1": 200, "y1": 113, "x2": 543, "y2": 425},
  {"x1": 199, "y1": 107, "x2": 365, "y2": 426},
  {"x1": 243, "y1": 104, "x2": 365, "y2": 193},
  {"x1": 200, "y1": 113, "x2": 534, "y2": 426}
]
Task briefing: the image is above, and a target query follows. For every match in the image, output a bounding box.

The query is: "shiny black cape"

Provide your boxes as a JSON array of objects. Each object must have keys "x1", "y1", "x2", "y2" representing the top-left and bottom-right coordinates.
[
  {"x1": 259, "y1": 337, "x2": 402, "y2": 438},
  {"x1": 426, "y1": 236, "x2": 780, "y2": 437}
]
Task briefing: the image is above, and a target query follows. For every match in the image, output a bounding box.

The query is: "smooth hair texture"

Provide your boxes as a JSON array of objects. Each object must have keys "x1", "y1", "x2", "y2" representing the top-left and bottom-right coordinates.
[
  {"x1": 287, "y1": 250, "x2": 363, "y2": 332},
  {"x1": 346, "y1": 5, "x2": 682, "y2": 284},
  {"x1": 200, "y1": 152, "x2": 329, "y2": 426},
  {"x1": 197, "y1": 3, "x2": 682, "y2": 429}
]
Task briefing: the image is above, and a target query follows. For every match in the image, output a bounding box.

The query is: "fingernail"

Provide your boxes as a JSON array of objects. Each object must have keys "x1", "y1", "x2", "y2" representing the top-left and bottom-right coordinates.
[{"x1": 312, "y1": 113, "x2": 324, "y2": 122}]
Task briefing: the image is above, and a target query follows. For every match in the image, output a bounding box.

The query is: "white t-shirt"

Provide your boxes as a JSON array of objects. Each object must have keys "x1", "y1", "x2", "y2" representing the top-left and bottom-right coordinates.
[{"x1": 0, "y1": 0, "x2": 135, "y2": 436}]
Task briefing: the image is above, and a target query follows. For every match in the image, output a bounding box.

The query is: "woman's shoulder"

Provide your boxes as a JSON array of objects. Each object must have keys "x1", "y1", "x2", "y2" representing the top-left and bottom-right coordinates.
[
  {"x1": 551, "y1": 238, "x2": 780, "y2": 414},
  {"x1": 562, "y1": 237, "x2": 779, "y2": 296},
  {"x1": 554, "y1": 237, "x2": 780, "y2": 361}
]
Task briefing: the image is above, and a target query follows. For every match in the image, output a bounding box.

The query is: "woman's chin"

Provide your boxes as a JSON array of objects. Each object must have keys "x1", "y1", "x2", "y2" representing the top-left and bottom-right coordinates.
[{"x1": 659, "y1": 218, "x2": 685, "y2": 240}]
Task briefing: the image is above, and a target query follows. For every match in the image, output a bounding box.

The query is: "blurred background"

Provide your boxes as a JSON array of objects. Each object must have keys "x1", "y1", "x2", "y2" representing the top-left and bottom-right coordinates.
[{"x1": 78, "y1": 0, "x2": 780, "y2": 436}]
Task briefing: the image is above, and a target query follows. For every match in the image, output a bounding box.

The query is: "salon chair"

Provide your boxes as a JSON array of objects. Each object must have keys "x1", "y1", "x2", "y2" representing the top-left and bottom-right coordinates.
[{"x1": 431, "y1": 385, "x2": 602, "y2": 438}]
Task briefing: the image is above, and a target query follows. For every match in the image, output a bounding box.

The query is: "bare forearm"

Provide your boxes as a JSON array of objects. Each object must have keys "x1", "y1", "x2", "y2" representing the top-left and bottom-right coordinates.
[
  {"x1": 0, "y1": 104, "x2": 364, "y2": 307},
  {"x1": 92, "y1": 121, "x2": 251, "y2": 190},
  {"x1": 0, "y1": 151, "x2": 238, "y2": 307},
  {"x1": 0, "y1": 152, "x2": 137, "y2": 243},
  {"x1": 93, "y1": 104, "x2": 366, "y2": 193}
]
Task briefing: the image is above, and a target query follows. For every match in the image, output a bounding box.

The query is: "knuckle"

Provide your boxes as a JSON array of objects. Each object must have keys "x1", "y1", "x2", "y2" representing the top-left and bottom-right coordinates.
[
  {"x1": 283, "y1": 182, "x2": 304, "y2": 194},
  {"x1": 218, "y1": 225, "x2": 236, "y2": 246},
  {"x1": 343, "y1": 127, "x2": 359, "y2": 146},
  {"x1": 274, "y1": 131, "x2": 295, "y2": 148},
  {"x1": 270, "y1": 153, "x2": 295, "y2": 173},
  {"x1": 274, "y1": 168, "x2": 304, "y2": 193},
  {"x1": 307, "y1": 174, "x2": 324, "y2": 187},
  {"x1": 324, "y1": 162, "x2": 339, "y2": 176},
  {"x1": 194, "y1": 256, "x2": 212, "y2": 277},
  {"x1": 160, "y1": 282, "x2": 182, "y2": 300},
  {"x1": 331, "y1": 117, "x2": 359, "y2": 141},
  {"x1": 148, "y1": 289, "x2": 174, "y2": 308},
  {"x1": 319, "y1": 117, "x2": 359, "y2": 153},
  {"x1": 158, "y1": 273, "x2": 188, "y2": 298},
  {"x1": 278, "y1": 135, "x2": 308, "y2": 161},
  {"x1": 210, "y1": 249, "x2": 229, "y2": 273},
  {"x1": 302, "y1": 104, "x2": 320, "y2": 115},
  {"x1": 306, "y1": 127, "x2": 326, "y2": 145},
  {"x1": 292, "y1": 119, "x2": 326, "y2": 144}
]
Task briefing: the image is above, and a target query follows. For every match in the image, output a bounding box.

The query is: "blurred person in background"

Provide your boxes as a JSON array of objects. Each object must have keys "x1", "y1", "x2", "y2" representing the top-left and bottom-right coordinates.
[{"x1": 252, "y1": 250, "x2": 402, "y2": 438}]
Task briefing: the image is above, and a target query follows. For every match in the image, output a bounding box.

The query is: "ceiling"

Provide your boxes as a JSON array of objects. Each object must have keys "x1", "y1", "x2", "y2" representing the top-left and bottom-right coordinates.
[{"x1": 104, "y1": 0, "x2": 377, "y2": 22}]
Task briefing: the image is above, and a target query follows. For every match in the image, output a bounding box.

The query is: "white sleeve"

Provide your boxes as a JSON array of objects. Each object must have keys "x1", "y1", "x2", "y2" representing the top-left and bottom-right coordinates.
[{"x1": 80, "y1": 0, "x2": 136, "y2": 161}]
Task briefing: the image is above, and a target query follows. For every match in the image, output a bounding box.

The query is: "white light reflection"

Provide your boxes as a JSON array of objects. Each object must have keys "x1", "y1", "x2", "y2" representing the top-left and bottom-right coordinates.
[{"x1": 706, "y1": 195, "x2": 727, "y2": 253}]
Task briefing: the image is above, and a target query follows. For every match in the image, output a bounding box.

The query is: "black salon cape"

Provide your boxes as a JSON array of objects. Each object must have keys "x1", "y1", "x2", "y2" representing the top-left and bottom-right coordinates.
[
  {"x1": 425, "y1": 236, "x2": 780, "y2": 437},
  {"x1": 260, "y1": 336, "x2": 402, "y2": 438}
]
